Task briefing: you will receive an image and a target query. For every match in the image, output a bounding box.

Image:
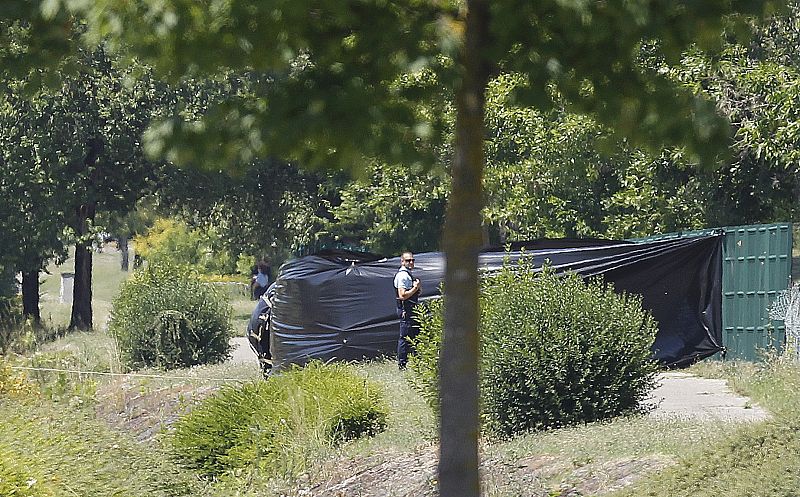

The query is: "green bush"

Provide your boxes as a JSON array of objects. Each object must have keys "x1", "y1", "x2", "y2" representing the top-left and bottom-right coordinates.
[
  {"x1": 108, "y1": 262, "x2": 233, "y2": 370},
  {"x1": 409, "y1": 262, "x2": 660, "y2": 437},
  {"x1": 171, "y1": 361, "x2": 388, "y2": 479}
]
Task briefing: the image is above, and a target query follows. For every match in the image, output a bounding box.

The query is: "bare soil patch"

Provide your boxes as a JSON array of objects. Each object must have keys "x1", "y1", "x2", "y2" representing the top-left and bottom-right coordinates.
[
  {"x1": 298, "y1": 446, "x2": 672, "y2": 497},
  {"x1": 94, "y1": 377, "x2": 218, "y2": 442}
]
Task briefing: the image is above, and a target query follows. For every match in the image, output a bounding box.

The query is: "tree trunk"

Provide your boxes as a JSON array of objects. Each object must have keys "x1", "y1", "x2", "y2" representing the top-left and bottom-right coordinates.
[
  {"x1": 21, "y1": 269, "x2": 41, "y2": 326},
  {"x1": 119, "y1": 234, "x2": 129, "y2": 271},
  {"x1": 70, "y1": 202, "x2": 95, "y2": 330},
  {"x1": 439, "y1": 3, "x2": 490, "y2": 497}
]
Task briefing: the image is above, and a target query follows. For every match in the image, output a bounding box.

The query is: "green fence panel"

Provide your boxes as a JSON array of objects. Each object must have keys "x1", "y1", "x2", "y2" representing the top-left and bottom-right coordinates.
[
  {"x1": 632, "y1": 223, "x2": 793, "y2": 362},
  {"x1": 722, "y1": 223, "x2": 792, "y2": 360}
]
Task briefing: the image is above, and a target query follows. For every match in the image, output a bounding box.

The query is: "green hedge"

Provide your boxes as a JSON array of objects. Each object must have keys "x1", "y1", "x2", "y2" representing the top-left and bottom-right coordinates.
[
  {"x1": 410, "y1": 262, "x2": 659, "y2": 437},
  {"x1": 108, "y1": 263, "x2": 233, "y2": 370},
  {"x1": 171, "y1": 361, "x2": 388, "y2": 479}
]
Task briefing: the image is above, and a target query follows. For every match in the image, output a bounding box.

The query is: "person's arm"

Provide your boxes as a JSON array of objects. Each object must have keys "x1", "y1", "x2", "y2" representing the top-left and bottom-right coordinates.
[{"x1": 397, "y1": 278, "x2": 420, "y2": 300}]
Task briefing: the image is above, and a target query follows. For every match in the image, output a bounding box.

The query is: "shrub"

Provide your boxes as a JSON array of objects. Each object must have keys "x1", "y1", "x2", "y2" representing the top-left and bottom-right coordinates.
[
  {"x1": 134, "y1": 218, "x2": 241, "y2": 276},
  {"x1": 409, "y1": 262, "x2": 660, "y2": 437},
  {"x1": 171, "y1": 361, "x2": 388, "y2": 479},
  {"x1": 108, "y1": 262, "x2": 233, "y2": 370}
]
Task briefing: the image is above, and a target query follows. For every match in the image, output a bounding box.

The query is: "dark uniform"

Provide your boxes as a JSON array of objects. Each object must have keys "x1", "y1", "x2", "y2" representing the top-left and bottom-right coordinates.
[{"x1": 394, "y1": 266, "x2": 419, "y2": 369}]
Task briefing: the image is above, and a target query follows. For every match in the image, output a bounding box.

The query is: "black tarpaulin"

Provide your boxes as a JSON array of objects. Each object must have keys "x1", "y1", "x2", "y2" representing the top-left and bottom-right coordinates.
[{"x1": 269, "y1": 234, "x2": 723, "y2": 370}]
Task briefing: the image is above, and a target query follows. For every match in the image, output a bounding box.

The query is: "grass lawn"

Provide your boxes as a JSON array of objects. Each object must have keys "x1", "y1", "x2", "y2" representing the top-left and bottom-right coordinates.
[
  {"x1": 8, "y1": 335, "x2": 800, "y2": 497},
  {"x1": 0, "y1": 396, "x2": 208, "y2": 497}
]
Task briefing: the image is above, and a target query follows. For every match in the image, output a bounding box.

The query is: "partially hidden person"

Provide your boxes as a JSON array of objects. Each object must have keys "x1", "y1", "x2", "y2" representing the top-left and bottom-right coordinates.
[
  {"x1": 394, "y1": 251, "x2": 421, "y2": 370},
  {"x1": 251, "y1": 259, "x2": 272, "y2": 300}
]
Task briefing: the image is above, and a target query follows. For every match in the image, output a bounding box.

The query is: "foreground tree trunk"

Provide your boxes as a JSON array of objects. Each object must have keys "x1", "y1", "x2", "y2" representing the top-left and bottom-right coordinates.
[
  {"x1": 21, "y1": 269, "x2": 41, "y2": 326},
  {"x1": 119, "y1": 234, "x2": 129, "y2": 271},
  {"x1": 439, "y1": 2, "x2": 490, "y2": 497},
  {"x1": 70, "y1": 202, "x2": 95, "y2": 330}
]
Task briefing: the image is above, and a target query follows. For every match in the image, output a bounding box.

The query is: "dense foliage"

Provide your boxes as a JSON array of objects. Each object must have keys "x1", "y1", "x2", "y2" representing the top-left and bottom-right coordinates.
[
  {"x1": 134, "y1": 218, "x2": 247, "y2": 276},
  {"x1": 410, "y1": 263, "x2": 660, "y2": 437},
  {"x1": 171, "y1": 362, "x2": 388, "y2": 479},
  {"x1": 108, "y1": 263, "x2": 233, "y2": 370},
  {"x1": 154, "y1": 157, "x2": 338, "y2": 266}
]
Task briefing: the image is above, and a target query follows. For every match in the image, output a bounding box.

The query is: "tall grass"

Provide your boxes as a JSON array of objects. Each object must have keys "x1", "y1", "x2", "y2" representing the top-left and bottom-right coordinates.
[
  {"x1": 0, "y1": 395, "x2": 207, "y2": 497},
  {"x1": 170, "y1": 361, "x2": 389, "y2": 480}
]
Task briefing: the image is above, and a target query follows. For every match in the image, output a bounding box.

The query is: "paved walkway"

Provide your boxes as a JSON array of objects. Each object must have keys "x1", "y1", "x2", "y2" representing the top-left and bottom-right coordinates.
[
  {"x1": 648, "y1": 371, "x2": 770, "y2": 422},
  {"x1": 229, "y1": 336, "x2": 260, "y2": 366}
]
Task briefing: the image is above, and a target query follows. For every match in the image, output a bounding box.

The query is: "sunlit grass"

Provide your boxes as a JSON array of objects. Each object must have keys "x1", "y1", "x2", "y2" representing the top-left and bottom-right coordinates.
[
  {"x1": 13, "y1": 239, "x2": 800, "y2": 497},
  {"x1": 608, "y1": 360, "x2": 800, "y2": 497},
  {"x1": 0, "y1": 396, "x2": 207, "y2": 497},
  {"x1": 40, "y1": 244, "x2": 133, "y2": 329}
]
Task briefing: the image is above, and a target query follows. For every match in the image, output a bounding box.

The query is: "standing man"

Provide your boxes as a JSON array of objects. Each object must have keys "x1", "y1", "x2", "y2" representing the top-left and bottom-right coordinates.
[
  {"x1": 251, "y1": 259, "x2": 272, "y2": 300},
  {"x1": 394, "y1": 251, "x2": 421, "y2": 370}
]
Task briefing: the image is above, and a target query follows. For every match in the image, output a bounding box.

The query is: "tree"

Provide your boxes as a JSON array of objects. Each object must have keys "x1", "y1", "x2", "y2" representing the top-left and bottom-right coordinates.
[
  {"x1": 0, "y1": 73, "x2": 69, "y2": 325},
  {"x1": 326, "y1": 162, "x2": 449, "y2": 255},
  {"x1": 0, "y1": 22, "x2": 170, "y2": 329},
  {"x1": 15, "y1": 1, "x2": 783, "y2": 495},
  {"x1": 155, "y1": 157, "x2": 337, "y2": 266},
  {"x1": 97, "y1": 197, "x2": 160, "y2": 271},
  {"x1": 673, "y1": 9, "x2": 800, "y2": 225}
]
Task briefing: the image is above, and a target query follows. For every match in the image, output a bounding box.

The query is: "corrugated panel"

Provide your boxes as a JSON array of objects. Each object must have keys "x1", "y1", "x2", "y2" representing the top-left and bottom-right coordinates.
[
  {"x1": 722, "y1": 224, "x2": 792, "y2": 361},
  {"x1": 632, "y1": 223, "x2": 793, "y2": 362}
]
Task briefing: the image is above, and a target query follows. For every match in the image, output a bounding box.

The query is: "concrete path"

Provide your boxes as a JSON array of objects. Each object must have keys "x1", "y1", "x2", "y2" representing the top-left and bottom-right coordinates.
[
  {"x1": 648, "y1": 371, "x2": 770, "y2": 422},
  {"x1": 229, "y1": 336, "x2": 260, "y2": 366}
]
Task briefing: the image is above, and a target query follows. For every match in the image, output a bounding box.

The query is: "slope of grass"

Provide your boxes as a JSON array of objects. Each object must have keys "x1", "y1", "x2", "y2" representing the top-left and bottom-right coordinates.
[
  {"x1": 17, "y1": 239, "x2": 800, "y2": 497},
  {"x1": 0, "y1": 395, "x2": 207, "y2": 497},
  {"x1": 10, "y1": 331, "x2": 798, "y2": 497}
]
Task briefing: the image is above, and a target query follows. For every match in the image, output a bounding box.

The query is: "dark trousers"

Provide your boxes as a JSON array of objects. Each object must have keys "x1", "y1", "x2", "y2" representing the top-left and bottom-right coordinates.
[{"x1": 398, "y1": 319, "x2": 419, "y2": 368}]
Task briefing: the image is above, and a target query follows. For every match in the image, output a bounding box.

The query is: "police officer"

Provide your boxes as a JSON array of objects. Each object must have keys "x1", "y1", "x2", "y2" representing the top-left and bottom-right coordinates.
[{"x1": 394, "y1": 251, "x2": 421, "y2": 370}]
